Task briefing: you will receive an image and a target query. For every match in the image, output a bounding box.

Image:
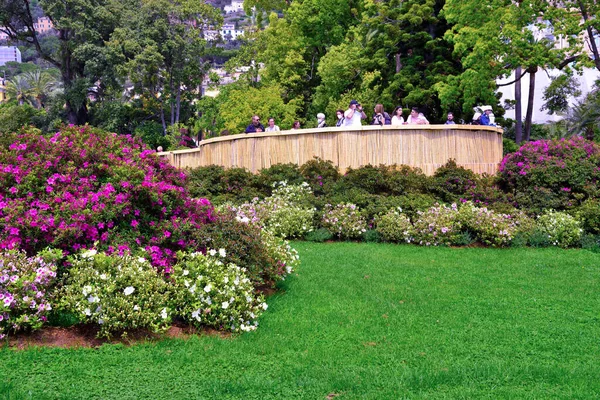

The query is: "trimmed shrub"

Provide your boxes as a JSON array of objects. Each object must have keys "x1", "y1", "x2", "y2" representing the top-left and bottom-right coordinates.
[
  {"x1": 170, "y1": 250, "x2": 267, "y2": 333},
  {"x1": 299, "y1": 157, "x2": 340, "y2": 195},
  {"x1": 431, "y1": 159, "x2": 479, "y2": 203},
  {"x1": 412, "y1": 203, "x2": 461, "y2": 246},
  {"x1": 535, "y1": 210, "x2": 583, "y2": 248},
  {"x1": 257, "y1": 164, "x2": 304, "y2": 195},
  {"x1": 305, "y1": 228, "x2": 333, "y2": 242},
  {"x1": 321, "y1": 203, "x2": 367, "y2": 239},
  {"x1": 577, "y1": 199, "x2": 600, "y2": 235},
  {"x1": 58, "y1": 251, "x2": 172, "y2": 338},
  {"x1": 385, "y1": 165, "x2": 430, "y2": 195},
  {"x1": 0, "y1": 250, "x2": 58, "y2": 339},
  {"x1": 375, "y1": 208, "x2": 414, "y2": 243}
]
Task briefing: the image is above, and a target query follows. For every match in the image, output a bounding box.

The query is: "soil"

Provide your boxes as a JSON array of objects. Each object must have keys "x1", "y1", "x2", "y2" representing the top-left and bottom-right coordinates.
[{"x1": 6, "y1": 322, "x2": 231, "y2": 350}]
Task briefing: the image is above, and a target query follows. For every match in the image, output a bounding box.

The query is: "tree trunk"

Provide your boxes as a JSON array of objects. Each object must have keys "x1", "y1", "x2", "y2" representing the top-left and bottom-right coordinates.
[
  {"x1": 175, "y1": 83, "x2": 181, "y2": 124},
  {"x1": 524, "y1": 67, "x2": 537, "y2": 142},
  {"x1": 515, "y1": 66, "x2": 523, "y2": 144}
]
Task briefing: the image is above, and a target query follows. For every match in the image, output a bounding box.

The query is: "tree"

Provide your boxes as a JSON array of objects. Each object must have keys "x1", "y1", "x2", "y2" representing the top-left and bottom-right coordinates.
[
  {"x1": 23, "y1": 70, "x2": 59, "y2": 108},
  {"x1": 0, "y1": 0, "x2": 131, "y2": 124},
  {"x1": 443, "y1": 0, "x2": 582, "y2": 141},
  {"x1": 5, "y1": 75, "x2": 31, "y2": 105}
]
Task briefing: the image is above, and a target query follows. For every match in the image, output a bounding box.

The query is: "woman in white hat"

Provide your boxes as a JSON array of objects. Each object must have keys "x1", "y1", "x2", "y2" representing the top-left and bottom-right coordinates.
[
  {"x1": 480, "y1": 106, "x2": 494, "y2": 126},
  {"x1": 317, "y1": 113, "x2": 327, "y2": 128}
]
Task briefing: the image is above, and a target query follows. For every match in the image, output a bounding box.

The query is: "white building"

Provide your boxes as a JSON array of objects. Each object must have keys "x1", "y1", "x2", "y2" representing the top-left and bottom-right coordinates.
[
  {"x1": 220, "y1": 23, "x2": 244, "y2": 41},
  {"x1": 224, "y1": 0, "x2": 244, "y2": 14},
  {"x1": 0, "y1": 46, "x2": 21, "y2": 66}
]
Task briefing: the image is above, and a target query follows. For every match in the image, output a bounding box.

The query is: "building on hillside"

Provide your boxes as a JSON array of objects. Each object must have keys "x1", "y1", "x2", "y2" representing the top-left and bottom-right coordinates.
[
  {"x1": 0, "y1": 46, "x2": 21, "y2": 66},
  {"x1": 224, "y1": 0, "x2": 244, "y2": 13},
  {"x1": 220, "y1": 23, "x2": 244, "y2": 41},
  {"x1": 33, "y1": 17, "x2": 54, "y2": 34}
]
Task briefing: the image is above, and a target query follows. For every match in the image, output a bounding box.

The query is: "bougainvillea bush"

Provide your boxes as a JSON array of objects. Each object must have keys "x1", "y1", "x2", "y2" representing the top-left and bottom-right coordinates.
[
  {"x1": 0, "y1": 125, "x2": 215, "y2": 271},
  {"x1": 0, "y1": 250, "x2": 58, "y2": 339},
  {"x1": 498, "y1": 137, "x2": 600, "y2": 213}
]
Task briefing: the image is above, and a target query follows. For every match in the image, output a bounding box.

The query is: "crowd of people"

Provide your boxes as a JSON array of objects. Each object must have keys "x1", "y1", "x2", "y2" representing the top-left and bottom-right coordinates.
[{"x1": 244, "y1": 100, "x2": 496, "y2": 134}]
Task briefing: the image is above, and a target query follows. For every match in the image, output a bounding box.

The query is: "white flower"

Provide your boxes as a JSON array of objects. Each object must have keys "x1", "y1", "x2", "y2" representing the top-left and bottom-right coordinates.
[
  {"x1": 98, "y1": 318, "x2": 104, "y2": 324},
  {"x1": 160, "y1": 308, "x2": 168, "y2": 319},
  {"x1": 123, "y1": 286, "x2": 135, "y2": 296},
  {"x1": 219, "y1": 248, "x2": 227, "y2": 258},
  {"x1": 203, "y1": 284, "x2": 212, "y2": 293},
  {"x1": 138, "y1": 257, "x2": 147, "y2": 263},
  {"x1": 222, "y1": 301, "x2": 229, "y2": 309},
  {"x1": 133, "y1": 305, "x2": 139, "y2": 311},
  {"x1": 182, "y1": 269, "x2": 189, "y2": 276},
  {"x1": 191, "y1": 310, "x2": 201, "y2": 321},
  {"x1": 87, "y1": 295, "x2": 99, "y2": 303},
  {"x1": 82, "y1": 285, "x2": 92, "y2": 296},
  {"x1": 81, "y1": 249, "x2": 97, "y2": 259},
  {"x1": 261, "y1": 303, "x2": 268, "y2": 310},
  {"x1": 84, "y1": 308, "x2": 91, "y2": 316},
  {"x1": 208, "y1": 249, "x2": 217, "y2": 256},
  {"x1": 99, "y1": 273, "x2": 108, "y2": 280},
  {"x1": 189, "y1": 284, "x2": 197, "y2": 294}
]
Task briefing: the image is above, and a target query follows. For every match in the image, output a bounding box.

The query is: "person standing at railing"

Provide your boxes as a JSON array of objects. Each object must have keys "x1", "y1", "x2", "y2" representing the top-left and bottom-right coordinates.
[
  {"x1": 335, "y1": 109, "x2": 345, "y2": 127},
  {"x1": 480, "y1": 106, "x2": 496, "y2": 126},
  {"x1": 445, "y1": 112, "x2": 456, "y2": 125},
  {"x1": 343, "y1": 99, "x2": 367, "y2": 127},
  {"x1": 404, "y1": 107, "x2": 429, "y2": 125},
  {"x1": 317, "y1": 113, "x2": 327, "y2": 128},
  {"x1": 245, "y1": 115, "x2": 265, "y2": 133},
  {"x1": 265, "y1": 117, "x2": 280, "y2": 132},
  {"x1": 391, "y1": 106, "x2": 404, "y2": 125},
  {"x1": 371, "y1": 104, "x2": 391, "y2": 126}
]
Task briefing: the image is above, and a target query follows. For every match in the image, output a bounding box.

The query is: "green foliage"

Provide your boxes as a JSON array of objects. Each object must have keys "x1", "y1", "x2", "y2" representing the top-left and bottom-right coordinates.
[
  {"x1": 412, "y1": 203, "x2": 461, "y2": 246},
  {"x1": 535, "y1": 210, "x2": 583, "y2": 248},
  {"x1": 134, "y1": 121, "x2": 171, "y2": 151},
  {"x1": 58, "y1": 251, "x2": 172, "y2": 339},
  {"x1": 541, "y1": 73, "x2": 582, "y2": 115},
  {"x1": 361, "y1": 229, "x2": 381, "y2": 243},
  {"x1": 0, "y1": 103, "x2": 44, "y2": 135},
  {"x1": 257, "y1": 164, "x2": 304, "y2": 195},
  {"x1": 321, "y1": 203, "x2": 367, "y2": 240},
  {"x1": 577, "y1": 199, "x2": 600, "y2": 235},
  {"x1": 375, "y1": 208, "x2": 414, "y2": 243},
  {"x1": 170, "y1": 251, "x2": 267, "y2": 333},
  {"x1": 299, "y1": 157, "x2": 341, "y2": 195},
  {"x1": 431, "y1": 159, "x2": 479, "y2": 203},
  {"x1": 304, "y1": 228, "x2": 333, "y2": 242},
  {"x1": 503, "y1": 138, "x2": 519, "y2": 156}
]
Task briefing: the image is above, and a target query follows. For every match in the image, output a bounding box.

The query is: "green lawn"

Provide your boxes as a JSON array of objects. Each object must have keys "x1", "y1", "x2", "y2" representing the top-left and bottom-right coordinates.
[{"x1": 2, "y1": 243, "x2": 600, "y2": 399}]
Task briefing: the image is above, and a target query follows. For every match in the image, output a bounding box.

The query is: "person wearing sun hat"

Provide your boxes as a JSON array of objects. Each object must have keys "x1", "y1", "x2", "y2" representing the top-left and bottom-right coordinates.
[{"x1": 480, "y1": 105, "x2": 495, "y2": 126}]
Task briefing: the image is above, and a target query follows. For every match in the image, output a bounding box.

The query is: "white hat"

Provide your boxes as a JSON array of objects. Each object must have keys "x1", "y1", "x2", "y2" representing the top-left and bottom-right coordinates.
[
  {"x1": 473, "y1": 112, "x2": 482, "y2": 120},
  {"x1": 481, "y1": 105, "x2": 493, "y2": 112},
  {"x1": 317, "y1": 113, "x2": 325, "y2": 119}
]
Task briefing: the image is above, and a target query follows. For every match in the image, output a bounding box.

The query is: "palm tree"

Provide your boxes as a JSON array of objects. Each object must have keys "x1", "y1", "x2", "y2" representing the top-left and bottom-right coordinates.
[
  {"x1": 23, "y1": 71, "x2": 59, "y2": 109},
  {"x1": 566, "y1": 88, "x2": 600, "y2": 141},
  {"x1": 5, "y1": 75, "x2": 32, "y2": 106}
]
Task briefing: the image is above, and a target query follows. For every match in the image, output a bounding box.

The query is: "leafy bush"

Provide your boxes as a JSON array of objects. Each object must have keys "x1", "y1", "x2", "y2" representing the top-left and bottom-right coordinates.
[
  {"x1": 170, "y1": 250, "x2": 267, "y2": 333},
  {"x1": 535, "y1": 210, "x2": 583, "y2": 248},
  {"x1": 58, "y1": 250, "x2": 171, "y2": 338},
  {"x1": 305, "y1": 228, "x2": 333, "y2": 242},
  {"x1": 457, "y1": 203, "x2": 533, "y2": 247},
  {"x1": 412, "y1": 203, "x2": 461, "y2": 246},
  {"x1": 385, "y1": 165, "x2": 430, "y2": 195},
  {"x1": 577, "y1": 199, "x2": 600, "y2": 235},
  {"x1": 257, "y1": 164, "x2": 305, "y2": 195},
  {"x1": 299, "y1": 157, "x2": 340, "y2": 195},
  {"x1": 431, "y1": 159, "x2": 479, "y2": 203},
  {"x1": 193, "y1": 210, "x2": 295, "y2": 287},
  {"x1": 0, "y1": 250, "x2": 58, "y2": 339},
  {"x1": 186, "y1": 165, "x2": 226, "y2": 200},
  {"x1": 0, "y1": 125, "x2": 215, "y2": 272},
  {"x1": 321, "y1": 203, "x2": 367, "y2": 239},
  {"x1": 335, "y1": 165, "x2": 391, "y2": 195},
  {"x1": 375, "y1": 208, "x2": 414, "y2": 243},
  {"x1": 362, "y1": 230, "x2": 381, "y2": 243},
  {"x1": 498, "y1": 137, "x2": 600, "y2": 213}
]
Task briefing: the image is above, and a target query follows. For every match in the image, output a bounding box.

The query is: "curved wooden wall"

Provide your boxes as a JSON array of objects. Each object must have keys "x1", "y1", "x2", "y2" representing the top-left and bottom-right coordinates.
[{"x1": 159, "y1": 125, "x2": 504, "y2": 175}]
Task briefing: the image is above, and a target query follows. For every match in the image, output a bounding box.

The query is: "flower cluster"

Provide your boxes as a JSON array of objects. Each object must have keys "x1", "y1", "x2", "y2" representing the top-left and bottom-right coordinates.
[
  {"x1": 321, "y1": 203, "x2": 367, "y2": 239},
  {"x1": 375, "y1": 208, "x2": 414, "y2": 243},
  {"x1": 412, "y1": 203, "x2": 461, "y2": 246},
  {"x1": 260, "y1": 229, "x2": 300, "y2": 281},
  {"x1": 58, "y1": 251, "x2": 172, "y2": 338},
  {"x1": 535, "y1": 210, "x2": 583, "y2": 248},
  {"x1": 0, "y1": 125, "x2": 215, "y2": 271},
  {"x1": 170, "y1": 250, "x2": 267, "y2": 333},
  {"x1": 0, "y1": 250, "x2": 57, "y2": 339}
]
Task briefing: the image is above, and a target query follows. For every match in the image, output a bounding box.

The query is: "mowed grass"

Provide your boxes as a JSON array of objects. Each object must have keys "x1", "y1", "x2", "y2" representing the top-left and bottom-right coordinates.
[{"x1": 2, "y1": 243, "x2": 600, "y2": 399}]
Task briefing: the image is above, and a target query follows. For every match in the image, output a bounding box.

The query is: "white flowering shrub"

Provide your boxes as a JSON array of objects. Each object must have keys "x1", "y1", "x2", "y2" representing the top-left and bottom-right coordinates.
[
  {"x1": 457, "y1": 203, "x2": 534, "y2": 247},
  {"x1": 58, "y1": 250, "x2": 171, "y2": 338},
  {"x1": 535, "y1": 210, "x2": 583, "y2": 248},
  {"x1": 375, "y1": 208, "x2": 414, "y2": 243},
  {"x1": 170, "y1": 250, "x2": 267, "y2": 333},
  {"x1": 229, "y1": 182, "x2": 315, "y2": 238},
  {"x1": 260, "y1": 229, "x2": 300, "y2": 280},
  {"x1": 0, "y1": 250, "x2": 58, "y2": 339},
  {"x1": 412, "y1": 203, "x2": 461, "y2": 246},
  {"x1": 321, "y1": 203, "x2": 367, "y2": 239}
]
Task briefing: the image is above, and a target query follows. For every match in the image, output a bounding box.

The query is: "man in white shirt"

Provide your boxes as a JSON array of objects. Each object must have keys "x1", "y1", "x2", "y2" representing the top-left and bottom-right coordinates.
[{"x1": 343, "y1": 99, "x2": 366, "y2": 127}]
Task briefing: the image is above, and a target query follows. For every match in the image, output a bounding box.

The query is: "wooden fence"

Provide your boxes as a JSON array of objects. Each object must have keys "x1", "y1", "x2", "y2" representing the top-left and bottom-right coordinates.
[{"x1": 159, "y1": 125, "x2": 504, "y2": 175}]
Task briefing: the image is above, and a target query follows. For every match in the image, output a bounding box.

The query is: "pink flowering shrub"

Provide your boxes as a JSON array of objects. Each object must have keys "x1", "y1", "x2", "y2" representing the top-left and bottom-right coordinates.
[
  {"x1": 0, "y1": 250, "x2": 57, "y2": 339},
  {"x1": 498, "y1": 137, "x2": 600, "y2": 213},
  {"x1": 0, "y1": 125, "x2": 215, "y2": 271}
]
